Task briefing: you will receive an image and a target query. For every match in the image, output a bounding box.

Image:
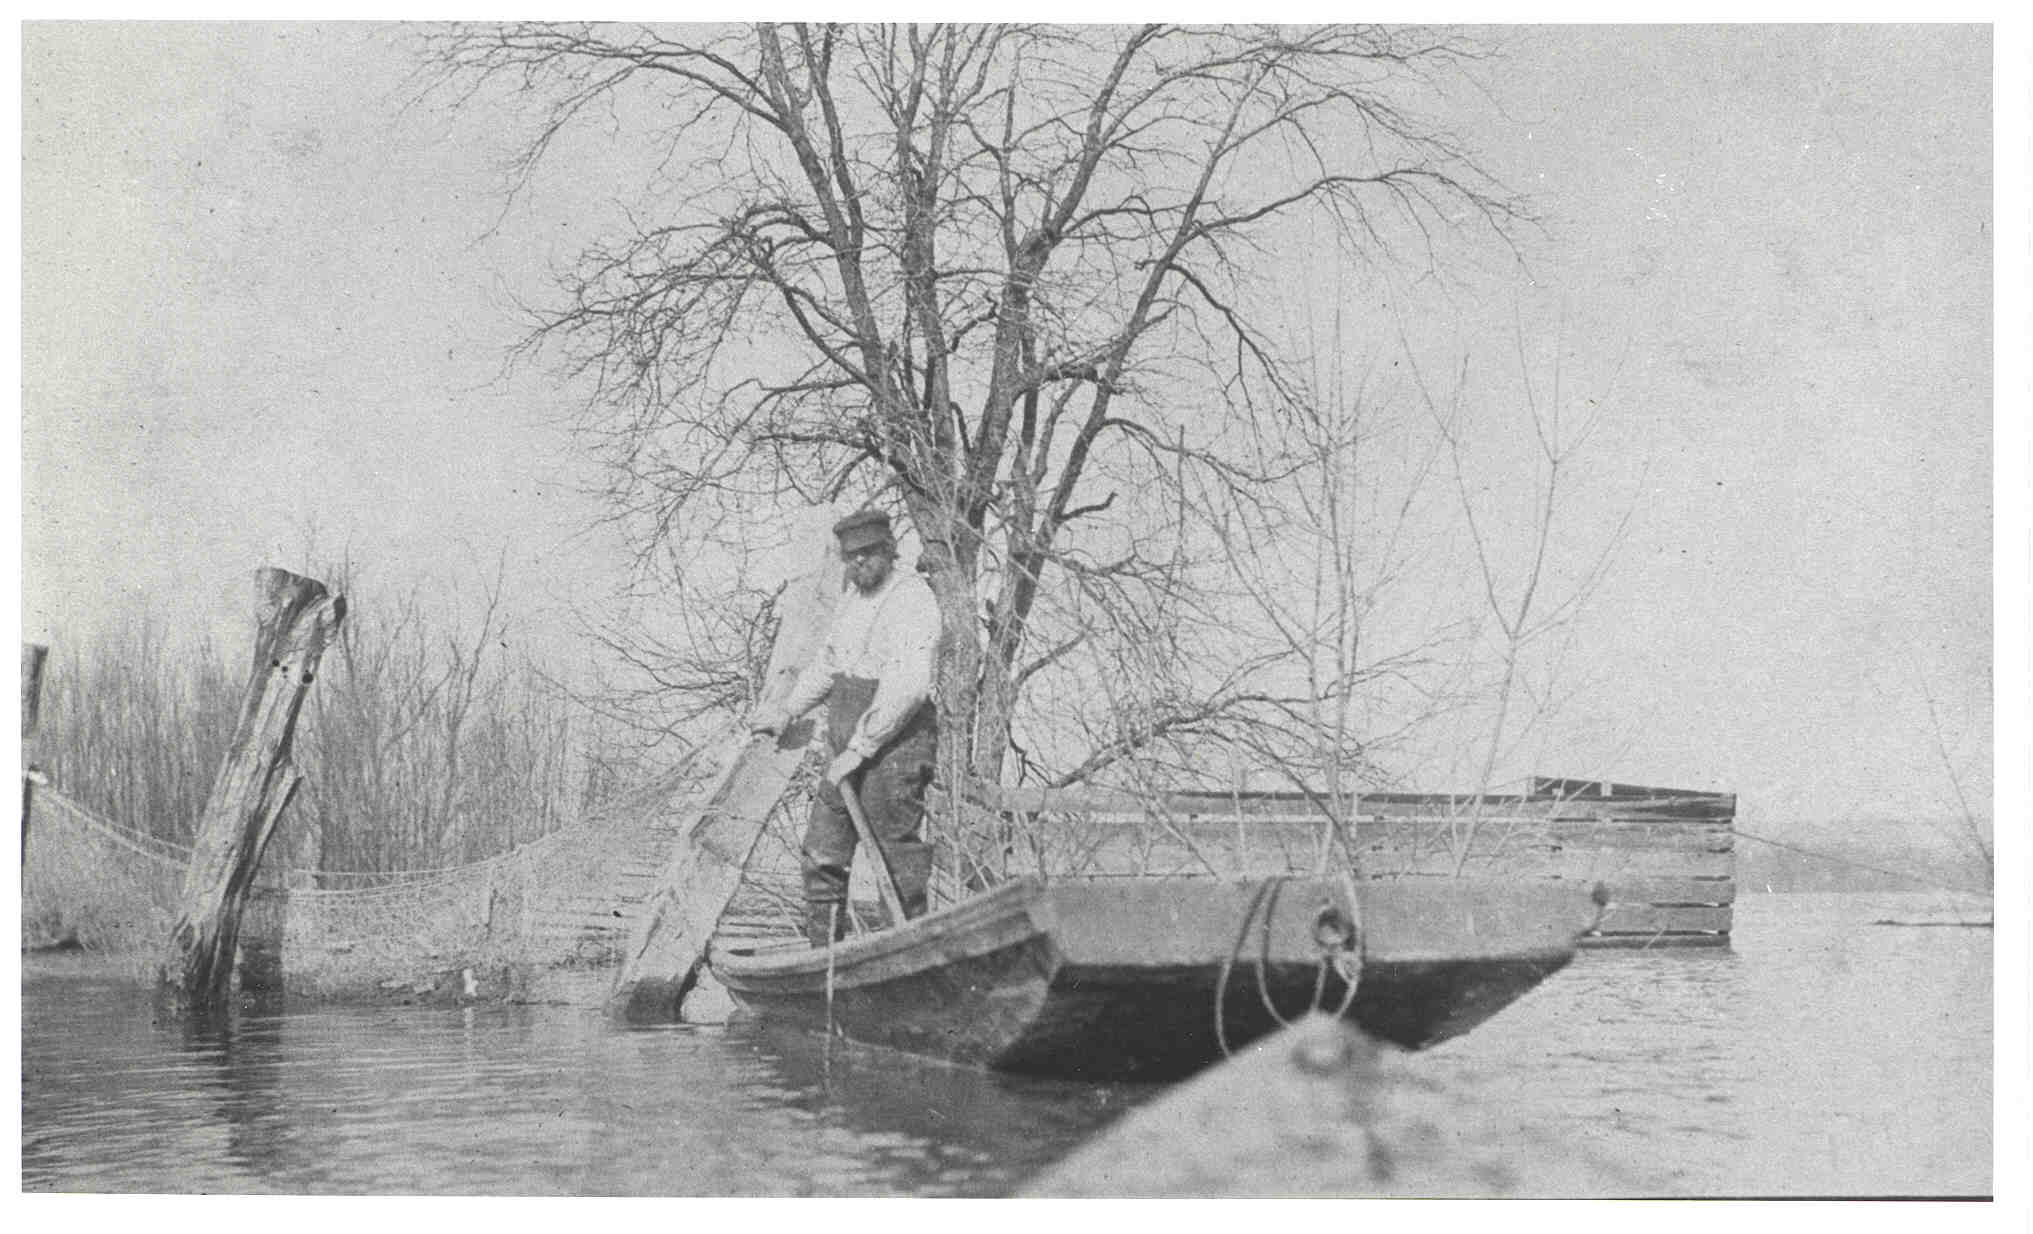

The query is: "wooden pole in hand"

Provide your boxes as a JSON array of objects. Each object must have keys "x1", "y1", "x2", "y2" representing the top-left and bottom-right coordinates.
[
  {"x1": 161, "y1": 568, "x2": 344, "y2": 1014},
  {"x1": 839, "y1": 778, "x2": 909, "y2": 929}
]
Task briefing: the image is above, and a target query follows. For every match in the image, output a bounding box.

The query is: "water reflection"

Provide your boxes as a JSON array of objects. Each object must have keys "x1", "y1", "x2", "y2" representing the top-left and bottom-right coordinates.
[
  {"x1": 175, "y1": 1009, "x2": 301, "y2": 1186},
  {"x1": 721, "y1": 1020, "x2": 1156, "y2": 1195},
  {"x1": 22, "y1": 893, "x2": 1992, "y2": 1196}
]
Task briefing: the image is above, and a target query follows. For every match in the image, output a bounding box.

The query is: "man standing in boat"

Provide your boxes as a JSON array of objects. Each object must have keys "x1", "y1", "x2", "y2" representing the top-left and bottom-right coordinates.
[{"x1": 750, "y1": 509, "x2": 944, "y2": 947}]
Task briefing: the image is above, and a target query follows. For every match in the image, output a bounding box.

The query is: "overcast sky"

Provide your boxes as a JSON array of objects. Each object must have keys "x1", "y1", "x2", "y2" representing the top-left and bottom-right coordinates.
[{"x1": 13, "y1": 22, "x2": 2004, "y2": 840}]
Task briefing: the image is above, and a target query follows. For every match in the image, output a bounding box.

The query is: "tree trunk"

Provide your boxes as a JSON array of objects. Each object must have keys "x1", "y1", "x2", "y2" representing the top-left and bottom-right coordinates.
[
  {"x1": 970, "y1": 654, "x2": 1019, "y2": 787},
  {"x1": 923, "y1": 564, "x2": 982, "y2": 778},
  {"x1": 160, "y1": 568, "x2": 345, "y2": 1014},
  {"x1": 906, "y1": 493, "x2": 987, "y2": 796}
]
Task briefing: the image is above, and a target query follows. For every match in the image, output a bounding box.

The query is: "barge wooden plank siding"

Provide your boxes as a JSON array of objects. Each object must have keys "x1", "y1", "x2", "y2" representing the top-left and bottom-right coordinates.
[
  {"x1": 1023, "y1": 817, "x2": 1733, "y2": 857},
  {"x1": 471, "y1": 774, "x2": 1735, "y2": 979},
  {"x1": 1529, "y1": 776, "x2": 1717, "y2": 799},
  {"x1": 971, "y1": 780, "x2": 1737, "y2": 949},
  {"x1": 1596, "y1": 904, "x2": 1734, "y2": 934},
  {"x1": 981, "y1": 784, "x2": 1737, "y2": 820},
  {"x1": 1019, "y1": 829, "x2": 1737, "y2": 882}
]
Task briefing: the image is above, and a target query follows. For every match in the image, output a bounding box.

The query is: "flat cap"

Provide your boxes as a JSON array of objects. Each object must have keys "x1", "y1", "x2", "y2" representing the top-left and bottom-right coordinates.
[{"x1": 833, "y1": 508, "x2": 895, "y2": 553}]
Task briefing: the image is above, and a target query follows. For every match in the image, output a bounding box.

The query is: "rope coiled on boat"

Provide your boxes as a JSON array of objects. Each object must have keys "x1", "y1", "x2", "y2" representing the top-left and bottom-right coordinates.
[{"x1": 1213, "y1": 874, "x2": 1364, "y2": 1058}]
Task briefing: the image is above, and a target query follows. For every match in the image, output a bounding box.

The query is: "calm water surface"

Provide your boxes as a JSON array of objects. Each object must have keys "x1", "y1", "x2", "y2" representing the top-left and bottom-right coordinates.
[{"x1": 20, "y1": 891, "x2": 1991, "y2": 1196}]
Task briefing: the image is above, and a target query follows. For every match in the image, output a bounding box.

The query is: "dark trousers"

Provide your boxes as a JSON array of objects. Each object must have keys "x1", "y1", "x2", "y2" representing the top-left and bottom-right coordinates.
[{"x1": 800, "y1": 674, "x2": 937, "y2": 943}]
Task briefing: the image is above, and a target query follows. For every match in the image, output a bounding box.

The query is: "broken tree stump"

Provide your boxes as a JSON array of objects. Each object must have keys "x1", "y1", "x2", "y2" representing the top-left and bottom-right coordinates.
[
  {"x1": 21, "y1": 641, "x2": 48, "y2": 739},
  {"x1": 160, "y1": 568, "x2": 345, "y2": 1014}
]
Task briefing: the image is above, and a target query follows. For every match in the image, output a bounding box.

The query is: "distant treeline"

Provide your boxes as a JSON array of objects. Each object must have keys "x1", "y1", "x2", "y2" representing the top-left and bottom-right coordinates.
[{"x1": 34, "y1": 576, "x2": 655, "y2": 878}]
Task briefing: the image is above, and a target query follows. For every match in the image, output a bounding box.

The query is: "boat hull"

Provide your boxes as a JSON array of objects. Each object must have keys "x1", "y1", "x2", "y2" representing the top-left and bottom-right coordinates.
[{"x1": 710, "y1": 875, "x2": 1600, "y2": 1080}]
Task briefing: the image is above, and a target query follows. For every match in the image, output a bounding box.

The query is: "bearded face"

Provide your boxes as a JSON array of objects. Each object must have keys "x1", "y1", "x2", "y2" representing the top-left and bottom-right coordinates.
[{"x1": 844, "y1": 545, "x2": 895, "y2": 594}]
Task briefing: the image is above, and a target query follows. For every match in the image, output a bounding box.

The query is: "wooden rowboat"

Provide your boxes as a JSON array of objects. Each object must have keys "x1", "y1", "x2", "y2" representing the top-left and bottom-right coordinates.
[{"x1": 709, "y1": 875, "x2": 1605, "y2": 1081}]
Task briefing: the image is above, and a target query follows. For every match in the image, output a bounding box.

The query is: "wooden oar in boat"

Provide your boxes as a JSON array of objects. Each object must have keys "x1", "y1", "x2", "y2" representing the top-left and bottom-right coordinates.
[
  {"x1": 838, "y1": 777, "x2": 909, "y2": 929},
  {"x1": 609, "y1": 523, "x2": 840, "y2": 1023}
]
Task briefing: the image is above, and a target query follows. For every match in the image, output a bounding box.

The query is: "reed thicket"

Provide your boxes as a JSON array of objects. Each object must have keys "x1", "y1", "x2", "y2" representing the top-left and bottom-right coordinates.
[{"x1": 35, "y1": 575, "x2": 639, "y2": 878}]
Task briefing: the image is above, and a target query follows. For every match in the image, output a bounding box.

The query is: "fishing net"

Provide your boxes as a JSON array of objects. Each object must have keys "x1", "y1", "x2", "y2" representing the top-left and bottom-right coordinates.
[
  {"x1": 21, "y1": 773, "x2": 813, "y2": 1000},
  {"x1": 21, "y1": 784, "x2": 188, "y2": 965}
]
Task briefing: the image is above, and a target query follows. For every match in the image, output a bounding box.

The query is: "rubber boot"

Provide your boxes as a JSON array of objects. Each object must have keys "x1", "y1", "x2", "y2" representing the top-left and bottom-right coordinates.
[{"x1": 802, "y1": 861, "x2": 851, "y2": 949}]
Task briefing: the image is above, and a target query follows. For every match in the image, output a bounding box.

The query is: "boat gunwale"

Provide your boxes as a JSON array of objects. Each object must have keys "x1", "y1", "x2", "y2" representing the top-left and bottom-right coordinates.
[
  {"x1": 710, "y1": 875, "x2": 1050, "y2": 982},
  {"x1": 710, "y1": 875, "x2": 1599, "y2": 988}
]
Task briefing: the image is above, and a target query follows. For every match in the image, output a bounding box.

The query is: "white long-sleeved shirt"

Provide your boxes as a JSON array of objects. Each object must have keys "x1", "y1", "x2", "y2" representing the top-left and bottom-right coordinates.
[{"x1": 779, "y1": 567, "x2": 943, "y2": 760}]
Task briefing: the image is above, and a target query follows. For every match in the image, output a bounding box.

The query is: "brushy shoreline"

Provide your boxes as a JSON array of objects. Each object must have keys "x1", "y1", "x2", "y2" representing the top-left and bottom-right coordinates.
[{"x1": 30, "y1": 584, "x2": 648, "y2": 881}]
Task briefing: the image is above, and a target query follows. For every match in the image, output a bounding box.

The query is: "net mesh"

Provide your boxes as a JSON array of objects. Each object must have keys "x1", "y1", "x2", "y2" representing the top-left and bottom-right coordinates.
[
  {"x1": 21, "y1": 772, "x2": 816, "y2": 999},
  {"x1": 22, "y1": 785, "x2": 188, "y2": 968}
]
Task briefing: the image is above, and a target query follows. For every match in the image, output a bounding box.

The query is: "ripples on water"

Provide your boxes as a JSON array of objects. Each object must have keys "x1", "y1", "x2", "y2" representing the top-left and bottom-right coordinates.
[
  {"x1": 20, "y1": 965, "x2": 1144, "y2": 1196},
  {"x1": 20, "y1": 891, "x2": 1991, "y2": 1196}
]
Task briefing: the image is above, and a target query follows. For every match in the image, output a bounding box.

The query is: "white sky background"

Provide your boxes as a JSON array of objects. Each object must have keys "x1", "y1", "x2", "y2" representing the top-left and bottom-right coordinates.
[
  {"x1": 1340, "y1": 25, "x2": 1998, "y2": 828},
  {"x1": 13, "y1": 22, "x2": 2002, "y2": 840}
]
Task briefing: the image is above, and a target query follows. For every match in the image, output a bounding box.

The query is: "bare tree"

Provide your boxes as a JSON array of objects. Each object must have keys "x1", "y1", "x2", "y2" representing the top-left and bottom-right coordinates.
[
  {"x1": 416, "y1": 22, "x2": 1525, "y2": 792},
  {"x1": 1191, "y1": 352, "x2": 1462, "y2": 859},
  {"x1": 1413, "y1": 323, "x2": 1630, "y2": 870},
  {"x1": 296, "y1": 551, "x2": 589, "y2": 874}
]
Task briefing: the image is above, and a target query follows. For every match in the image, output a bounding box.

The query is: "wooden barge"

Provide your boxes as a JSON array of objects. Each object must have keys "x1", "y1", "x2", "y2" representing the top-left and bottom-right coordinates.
[
  {"x1": 917, "y1": 777, "x2": 1735, "y2": 950},
  {"x1": 716, "y1": 776, "x2": 1734, "y2": 954}
]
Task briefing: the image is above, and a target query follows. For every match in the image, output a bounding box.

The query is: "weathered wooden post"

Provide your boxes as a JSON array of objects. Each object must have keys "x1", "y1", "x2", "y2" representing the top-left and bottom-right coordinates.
[
  {"x1": 21, "y1": 642, "x2": 48, "y2": 873},
  {"x1": 22, "y1": 642, "x2": 48, "y2": 738},
  {"x1": 160, "y1": 569, "x2": 345, "y2": 1013}
]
